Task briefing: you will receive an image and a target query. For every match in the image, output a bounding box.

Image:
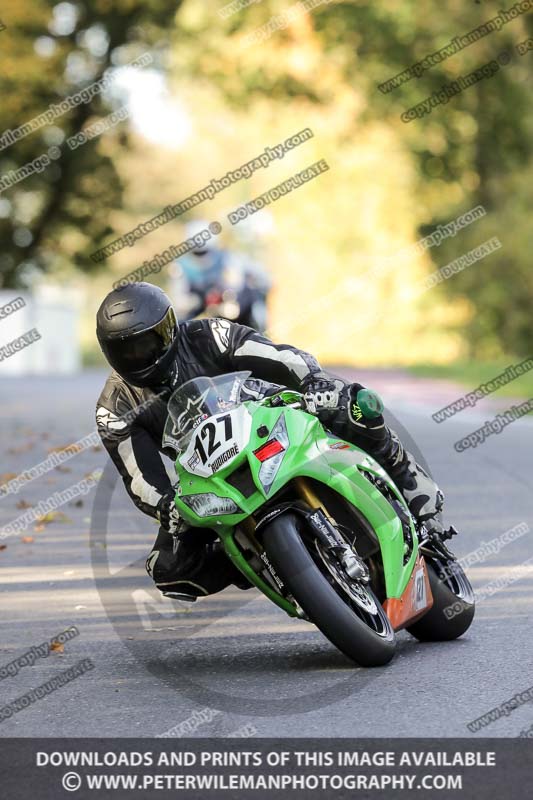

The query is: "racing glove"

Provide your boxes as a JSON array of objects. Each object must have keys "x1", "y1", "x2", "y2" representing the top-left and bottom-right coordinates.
[
  {"x1": 301, "y1": 374, "x2": 347, "y2": 415},
  {"x1": 156, "y1": 490, "x2": 188, "y2": 536}
]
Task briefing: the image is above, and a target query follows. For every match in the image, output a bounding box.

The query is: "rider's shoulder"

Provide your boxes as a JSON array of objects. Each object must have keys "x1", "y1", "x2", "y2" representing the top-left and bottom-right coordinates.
[
  {"x1": 180, "y1": 317, "x2": 234, "y2": 355},
  {"x1": 179, "y1": 318, "x2": 211, "y2": 339},
  {"x1": 95, "y1": 371, "x2": 148, "y2": 437},
  {"x1": 97, "y1": 370, "x2": 139, "y2": 408}
]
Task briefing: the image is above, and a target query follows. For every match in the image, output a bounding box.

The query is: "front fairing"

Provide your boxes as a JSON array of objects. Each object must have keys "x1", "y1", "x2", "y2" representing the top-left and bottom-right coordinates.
[{"x1": 173, "y1": 402, "x2": 418, "y2": 599}]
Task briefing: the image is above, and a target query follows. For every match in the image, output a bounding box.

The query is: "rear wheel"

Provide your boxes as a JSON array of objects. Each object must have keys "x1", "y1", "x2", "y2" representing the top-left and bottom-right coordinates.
[
  {"x1": 406, "y1": 557, "x2": 475, "y2": 641},
  {"x1": 262, "y1": 512, "x2": 396, "y2": 667}
]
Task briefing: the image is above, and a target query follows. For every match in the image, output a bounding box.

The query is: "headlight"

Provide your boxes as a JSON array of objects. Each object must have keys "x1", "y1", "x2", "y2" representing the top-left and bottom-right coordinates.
[
  {"x1": 256, "y1": 414, "x2": 289, "y2": 493},
  {"x1": 181, "y1": 493, "x2": 240, "y2": 517},
  {"x1": 258, "y1": 451, "x2": 285, "y2": 494}
]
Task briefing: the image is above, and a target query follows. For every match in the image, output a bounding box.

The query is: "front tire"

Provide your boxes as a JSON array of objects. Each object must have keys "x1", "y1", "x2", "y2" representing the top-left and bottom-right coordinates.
[
  {"x1": 407, "y1": 558, "x2": 475, "y2": 641},
  {"x1": 263, "y1": 512, "x2": 396, "y2": 667}
]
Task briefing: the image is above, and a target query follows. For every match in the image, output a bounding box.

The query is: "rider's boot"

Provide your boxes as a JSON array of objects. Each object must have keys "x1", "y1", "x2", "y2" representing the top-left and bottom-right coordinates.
[
  {"x1": 374, "y1": 430, "x2": 445, "y2": 537},
  {"x1": 146, "y1": 527, "x2": 252, "y2": 601}
]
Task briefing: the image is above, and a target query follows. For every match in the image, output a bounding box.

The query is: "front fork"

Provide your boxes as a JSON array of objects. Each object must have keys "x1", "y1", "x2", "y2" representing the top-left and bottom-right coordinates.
[
  {"x1": 217, "y1": 522, "x2": 299, "y2": 616},
  {"x1": 293, "y1": 479, "x2": 369, "y2": 582},
  {"x1": 221, "y1": 478, "x2": 371, "y2": 618}
]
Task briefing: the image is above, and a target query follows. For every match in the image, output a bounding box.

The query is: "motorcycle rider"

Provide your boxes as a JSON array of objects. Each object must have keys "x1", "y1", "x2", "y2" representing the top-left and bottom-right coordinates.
[
  {"x1": 96, "y1": 281, "x2": 444, "y2": 601},
  {"x1": 171, "y1": 221, "x2": 227, "y2": 320},
  {"x1": 171, "y1": 220, "x2": 271, "y2": 331}
]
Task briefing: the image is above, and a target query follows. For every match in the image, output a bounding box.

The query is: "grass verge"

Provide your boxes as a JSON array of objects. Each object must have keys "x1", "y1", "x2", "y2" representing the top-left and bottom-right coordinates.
[{"x1": 408, "y1": 359, "x2": 533, "y2": 400}]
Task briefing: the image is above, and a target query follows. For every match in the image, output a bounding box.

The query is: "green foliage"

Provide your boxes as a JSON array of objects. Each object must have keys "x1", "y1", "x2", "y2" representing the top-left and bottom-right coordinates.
[
  {"x1": 0, "y1": 0, "x2": 182, "y2": 288},
  {"x1": 1, "y1": 0, "x2": 531, "y2": 358},
  {"x1": 173, "y1": 0, "x2": 533, "y2": 357}
]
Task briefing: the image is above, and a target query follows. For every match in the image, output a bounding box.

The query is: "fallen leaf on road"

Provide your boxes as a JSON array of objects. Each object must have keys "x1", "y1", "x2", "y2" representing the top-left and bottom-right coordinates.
[
  {"x1": 7, "y1": 442, "x2": 35, "y2": 455},
  {"x1": 50, "y1": 640, "x2": 64, "y2": 653},
  {"x1": 55, "y1": 465, "x2": 72, "y2": 473},
  {"x1": 48, "y1": 443, "x2": 84, "y2": 455},
  {"x1": 21, "y1": 536, "x2": 34, "y2": 543},
  {"x1": 33, "y1": 524, "x2": 45, "y2": 533},
  {"x1": 0, "y1": 473, "x2": 17, "y2": 482},
  {"x1": 70, "y1": 499, "x2": 83, "y2": 508},
  {"x1": 0, "y1": 545, "x2": 7, "y2": 551},
  {"x1": 35, "y1": 511, "x2": 71, "y2": 526},
  {"x1": 16, "y1": 499, "x2": 33, "y2": 510},
  {"x1": 18, "y1": 428, "x2": 36, "y2": 437}
]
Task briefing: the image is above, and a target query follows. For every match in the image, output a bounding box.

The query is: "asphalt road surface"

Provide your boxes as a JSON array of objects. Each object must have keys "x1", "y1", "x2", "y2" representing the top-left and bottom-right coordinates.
[{"x1": 0, "y1": 368, "x2": 531, "y2": 738}]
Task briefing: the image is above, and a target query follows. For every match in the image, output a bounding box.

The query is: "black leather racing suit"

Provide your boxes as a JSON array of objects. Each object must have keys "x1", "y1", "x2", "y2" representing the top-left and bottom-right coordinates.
[{"x1": 96, "y1": 318, "x2": 438, "y2": 598}]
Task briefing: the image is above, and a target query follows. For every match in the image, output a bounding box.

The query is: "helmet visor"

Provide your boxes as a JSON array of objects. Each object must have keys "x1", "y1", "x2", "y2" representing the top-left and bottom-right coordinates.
[{"x1": 104, "y1": 307, "x2": 176, "y2": 375}]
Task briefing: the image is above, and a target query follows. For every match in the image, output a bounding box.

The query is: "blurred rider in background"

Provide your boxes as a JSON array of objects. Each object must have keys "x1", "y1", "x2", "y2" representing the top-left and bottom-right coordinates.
[{"x1": 170, "y1": 220, "x2": 271, "y2": 333}]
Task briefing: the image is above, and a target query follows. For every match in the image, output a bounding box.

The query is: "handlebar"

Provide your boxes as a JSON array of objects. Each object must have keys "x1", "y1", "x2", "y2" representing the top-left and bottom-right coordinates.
[{"x1": 261, "y1": 394, "x2": 306, "y2": 411}]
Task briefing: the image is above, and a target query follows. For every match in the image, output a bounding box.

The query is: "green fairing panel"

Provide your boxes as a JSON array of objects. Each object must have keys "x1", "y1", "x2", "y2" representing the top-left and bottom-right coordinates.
[{"x1": 173, "y1": 403, "x2": 417, "y2": 601}]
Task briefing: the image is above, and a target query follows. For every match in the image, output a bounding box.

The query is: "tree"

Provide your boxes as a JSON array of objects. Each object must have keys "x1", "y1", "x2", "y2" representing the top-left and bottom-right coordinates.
[
  {"x1": 0, "y1": 0, "x2": 183, "y2": 288},
  {"x1": 171, "y1": 0, "x2": 533, "y2": 356}
]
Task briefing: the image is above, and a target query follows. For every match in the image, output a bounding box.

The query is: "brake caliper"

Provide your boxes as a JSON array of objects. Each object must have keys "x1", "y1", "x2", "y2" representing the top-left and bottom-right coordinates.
[{"x1": 307, "y1": 508, "x2": 369, "y2": 583}]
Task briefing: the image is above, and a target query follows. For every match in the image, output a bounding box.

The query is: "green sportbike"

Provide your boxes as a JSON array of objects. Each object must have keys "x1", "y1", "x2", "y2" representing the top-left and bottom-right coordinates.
[{"x1": 162, "y1": 371, "x2": 475, "y2": 667}]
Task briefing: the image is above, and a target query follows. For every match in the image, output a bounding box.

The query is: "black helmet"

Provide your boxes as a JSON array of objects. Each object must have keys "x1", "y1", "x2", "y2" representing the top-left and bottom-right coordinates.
[{"x1": 96, "y1": 282, "x2": 179, "y2": 388}]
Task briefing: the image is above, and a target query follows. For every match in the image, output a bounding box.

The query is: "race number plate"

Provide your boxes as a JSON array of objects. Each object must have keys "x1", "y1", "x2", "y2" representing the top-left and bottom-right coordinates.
[{"x1": 179, "y1": 405, "x2": 252, "y2": 478}]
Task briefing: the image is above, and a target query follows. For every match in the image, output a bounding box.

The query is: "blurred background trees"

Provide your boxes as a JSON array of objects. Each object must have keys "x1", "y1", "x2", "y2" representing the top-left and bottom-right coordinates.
[
  {"x1": 0, "y1": 0, "x2": 183, "y2": 287},
  {"x1": 0, "y1": 0, "x2": 531, "y2": 364}
]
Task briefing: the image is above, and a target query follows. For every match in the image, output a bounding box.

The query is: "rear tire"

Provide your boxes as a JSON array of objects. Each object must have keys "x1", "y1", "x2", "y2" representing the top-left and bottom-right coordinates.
[
  {"x1": 407, "y1": 559, "x2": 475, "y2": 641},
  {"x1": 263, "y1": 512, "x2": 396, "y2": 667}
]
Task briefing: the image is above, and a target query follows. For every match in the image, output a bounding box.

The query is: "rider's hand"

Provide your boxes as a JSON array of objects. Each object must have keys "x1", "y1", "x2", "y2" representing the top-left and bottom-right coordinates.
[
  {"x1": 302, "y1": 375, "x2": 346, "y2": 415},
  {"x1": 157, "y1": 491, "x2": 187, "y2": 535}
]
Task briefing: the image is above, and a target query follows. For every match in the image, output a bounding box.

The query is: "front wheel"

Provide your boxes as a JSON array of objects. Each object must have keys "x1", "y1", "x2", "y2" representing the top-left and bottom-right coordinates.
[{"x1": 262, "y1": 512, "x2": 396, "y2": 667}]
